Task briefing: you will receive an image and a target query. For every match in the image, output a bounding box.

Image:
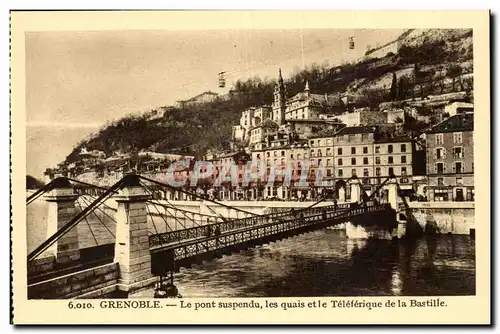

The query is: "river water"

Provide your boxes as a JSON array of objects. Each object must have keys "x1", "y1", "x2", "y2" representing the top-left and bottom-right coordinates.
[{"x1": 136, "y1": 229, "x2": 475, "y2": 298}]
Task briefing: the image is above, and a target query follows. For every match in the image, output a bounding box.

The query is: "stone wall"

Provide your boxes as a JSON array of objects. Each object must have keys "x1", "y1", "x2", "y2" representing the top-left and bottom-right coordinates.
[
  {"x1": 28, "y1": 262, "x2": 119, "y2": 299},
  {"x1": 27, "y1": 256, "x2": 56, "y2": 278},
  {"x1": 408, "y1": 201, "x2": 474, "y2": 235}
]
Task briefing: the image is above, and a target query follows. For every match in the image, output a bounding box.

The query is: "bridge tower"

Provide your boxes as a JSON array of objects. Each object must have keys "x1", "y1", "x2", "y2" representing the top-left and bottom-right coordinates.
[
  {"x1": 349, "y1": 178, "x2": 362, "y2": 203},
  {"x1": 387, "y1": 179, "x2": 406, "y2": 239},
  {"x1": 113, "y1": 174, "x2": 155, "y2": 295},
  {"x1": 44, "y1": 177, "x2": 80, "y2": 264}
]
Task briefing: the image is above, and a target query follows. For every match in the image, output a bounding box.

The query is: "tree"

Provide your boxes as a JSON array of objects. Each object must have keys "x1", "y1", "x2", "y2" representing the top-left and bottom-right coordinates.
[
  {"x1": 390, "y1": 72, "x2": 398, "y2": 100},
  {"x1": 447, "y1": 64, "x2": 463, "y2": 92}
]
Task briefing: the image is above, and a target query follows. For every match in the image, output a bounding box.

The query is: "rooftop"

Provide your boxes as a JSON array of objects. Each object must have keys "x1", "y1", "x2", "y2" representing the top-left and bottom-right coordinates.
[
  {"x1": 426, "y1": 113, "x2": 474, "y2": 134},
  {"x1": 334, "y1": 126, "x2": 377, "y2": 136}
]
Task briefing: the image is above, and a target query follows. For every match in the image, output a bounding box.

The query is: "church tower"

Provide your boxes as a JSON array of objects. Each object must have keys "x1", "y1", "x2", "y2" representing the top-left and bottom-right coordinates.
[{"x1": 272, "y1": 68, "x2": 287, "y2": 125}]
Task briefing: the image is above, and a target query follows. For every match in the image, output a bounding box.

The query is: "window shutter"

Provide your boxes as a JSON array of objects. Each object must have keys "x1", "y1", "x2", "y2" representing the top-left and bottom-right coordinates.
[
  {"x1": 444, "y1": 163, "x2": 447, "y2": 173},
  {"x1": 452, "y1": 164, "x2": 456, "y2": 173},
  {"x1": 434, "y1": 150, "x2": 437, "y2": 160},
  {"x1": 462, "y1": 162, "x2": 465, "y2": 173},
  {"x1": 442, "y1": 149, "x2": 446, "y2": 159}
]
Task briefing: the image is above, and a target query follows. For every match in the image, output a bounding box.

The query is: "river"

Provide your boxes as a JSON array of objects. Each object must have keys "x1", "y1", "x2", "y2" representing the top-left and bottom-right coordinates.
[{"x1": 135, "y1": 229, "x2": 475, "y2": 298}]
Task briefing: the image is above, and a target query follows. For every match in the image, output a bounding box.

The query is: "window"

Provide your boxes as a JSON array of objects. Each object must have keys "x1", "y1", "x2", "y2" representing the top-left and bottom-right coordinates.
[
  {"x1": 436, "y1": 134, "x2": 444, "y2": 145},
  {"x1": 375, "y1": 157, "x2": 381, "y2": 165},
  {"x1": 310, "y1": 149, "x2": 315, "y2": 157},
  {"x1": 401, "y1": 167, "x2": 407, "y2": 175},
  {"x1": 363, "y1": 168, "x2": 369, "y2": 177},
  {"x1": 257, "y1": 154, "x2": 261, "y2": 159},
  {"x1": 266, "y1": 152, "x2": 270, "y2": 157},
  {"x1": 274, "y1": 151, "x2": 277, "y2": 157},
  {"x1": 388, "y1": 145, "x2": 393, "y2": 153},
  {"x1": 337, "y1": 148, "x2": 343, "y2": 155},
  {"x1": 290, "y1": 154, "x2": 294, "y2": 159},
  {"x1": 351, "y1": 158, "x2": 356, "y2": 165},
  {"x1": 351, "y1": 147, "x2": 356, "y2": 154},
  {"x1": 456, "y1": 177, "x2": 463, "y2": 185},
  {"x1": 438, "y1": 177, "x2": 444, "y2": 186},
  {"x1": 281, "y1": 151, "x2": 285, "y2": 156},
  {"x1": 361, "y1": 133, "x2": 369, "y2": 141},
  {"x1": 326, "y1": 139, "x2": 332, "y2": 145},
  {"x1": 454, "y1": 147, "x2": 463, "y2": 159},
  {"x1": 338, "y1": 169, "x2": 343, "y2": 177},
  {"x1": 388, "y1": 167, "x2": 394, "y2": 176},
  {"x1": 326, "y1": 148, "x2": 331, "y2": 156},
  {"x1": 401, "y1": 156, "x2": 407, "y2": 164},
  {"x1": 436, "y1": 162, "x2": 444, "y2": 174},
  {"x1": 401, "y1": 144, "x2": 407, "y2": 153},
  {"x1": 327, "y1": 159, "x2": 332, "y2": 166},
  {"x1": 375, "y1": 146, "x2": 380, "y2": 153},
  {"x1": 326, "y1": 169, "x2": 332, "y2": 177},
  {"x1": 338, "y1": 158, "x2": 343, "y2": 166},
  {"x1": 348, "y1": 134, "x2": 355, "y2": 142},
  {"x1": 363, "y1": 157, "x2": 369, "y2": 165},
  {"x1": 453, "y1": 132, "x2": 463, "y2": 144},
  {"x1": 317, "y1": 140, "x2": 321, "y2": 146},
  {"x1": 352, "y1": 169, "x2": 357, "y2": 176},
  {"x1": 454, "y1": 161, "x2": 463, "y2": 173},
  {"x1": 388, "y1": 156, "x2": 394, "y2": 164},
  {"x1": 304, "y1": 153, "x2": 308, "y2": 159},
  {"x1": 317, "y1": 149, "x2": 322, "y2": 157},
  {"x1": 318, "y1": 159, "x2": 322, "y2": 167},
  {"x1": 363, "y1": 146, "x2": 368, "y2": 154},
  {"x1": 436, "y1": 148, "x2": 445, "y2": 159},
  {"x1": 309, "y1": 140, "x2": 315, "y2": 146},
  {"x1": 375, "y1": 167, "x2": 381, "y2": 176}
]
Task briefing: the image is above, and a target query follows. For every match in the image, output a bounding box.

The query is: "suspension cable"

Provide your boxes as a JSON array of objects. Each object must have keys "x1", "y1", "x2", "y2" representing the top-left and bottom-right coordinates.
[
  {"x1": 76, "y1": 198, "x2": 99, "y2": 246},
  {"x1": 27, "y1": 177, "x2": 124, "y2": 262}
]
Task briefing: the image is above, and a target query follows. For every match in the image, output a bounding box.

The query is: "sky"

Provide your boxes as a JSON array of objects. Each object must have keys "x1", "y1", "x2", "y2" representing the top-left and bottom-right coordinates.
[
  {"x1": 25, "y1": 28, "x2": 405, "y2": 178},
  {"x1": 26, "y1": 28, "x2": 405, "y2": 127}
]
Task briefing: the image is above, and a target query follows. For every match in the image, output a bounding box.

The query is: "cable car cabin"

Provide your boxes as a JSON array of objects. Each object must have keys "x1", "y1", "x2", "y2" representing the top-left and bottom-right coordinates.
[
  {"x1": 218, "y1": 72, "x2": 226, "y2": 88},
  {"x1": 349, "y1": 37, "x2": 355, "y2": 50},
  {"x1": 218, "y1": 77, "x2": 226, "y2": 88}
]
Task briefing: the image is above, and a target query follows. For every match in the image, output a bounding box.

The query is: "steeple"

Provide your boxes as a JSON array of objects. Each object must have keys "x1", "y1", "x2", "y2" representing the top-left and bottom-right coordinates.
[
  {"x1": 304, "y1": 80, "x2": 310, "y2": 95},
  {"x1": 273, "y1": 68, "x2": 287, "y2": 126}
]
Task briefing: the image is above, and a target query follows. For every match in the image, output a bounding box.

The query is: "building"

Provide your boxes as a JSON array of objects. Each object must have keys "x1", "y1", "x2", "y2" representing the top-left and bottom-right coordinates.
[
  {"x1": 249, "y1": 118, "x2": 279, "y2": 148},
  {"x1": 175, "y1": 91, "x2": 219, "y2": 108},
  {"x1": 425, "y1": 113, "x2": 474, "y2": 201},
  {"x1": 284, "y1": 81, "x2": 339, "y2": 121}
]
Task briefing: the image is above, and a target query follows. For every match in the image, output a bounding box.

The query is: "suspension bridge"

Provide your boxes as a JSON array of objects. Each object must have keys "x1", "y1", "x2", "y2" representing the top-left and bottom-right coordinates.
[{"x1": 26, "y1": 173, "x2": 417, "y2": 299}]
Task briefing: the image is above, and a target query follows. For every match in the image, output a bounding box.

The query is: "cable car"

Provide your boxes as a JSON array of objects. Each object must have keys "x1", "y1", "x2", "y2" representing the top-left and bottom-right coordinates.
[
  {"x1": 218, "y1": 71, "x2": 226, "y2": 88},
  {"x1": 349, "y1": 37, "x2": 355, "y2": 50}
]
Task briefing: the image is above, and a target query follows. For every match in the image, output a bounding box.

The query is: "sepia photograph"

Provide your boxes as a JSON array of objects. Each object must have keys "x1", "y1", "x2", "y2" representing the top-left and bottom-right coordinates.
[{"x1": 11, "y1": 10, "x2": 490, "y2": 325}]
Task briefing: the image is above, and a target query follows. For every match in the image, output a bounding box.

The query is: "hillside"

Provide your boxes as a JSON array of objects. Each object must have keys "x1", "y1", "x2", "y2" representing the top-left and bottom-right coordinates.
[{"x1": 63, "y1": 28, "x2": 473, "y2": 166}]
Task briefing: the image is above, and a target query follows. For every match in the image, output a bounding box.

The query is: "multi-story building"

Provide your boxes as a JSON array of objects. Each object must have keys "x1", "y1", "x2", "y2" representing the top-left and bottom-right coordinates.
[
  {"x1": 285, "y1": 81, "x2": 338, "y2": 121},
  {"x1": 425, "y1": 113, "x2": 474, "y2": 201},
  {"x1": 332, "y1": 126, "x2": 377, "y2": 182},
  {"x1": 249, "y1": 118, "x2": 279, "y2": 147}
]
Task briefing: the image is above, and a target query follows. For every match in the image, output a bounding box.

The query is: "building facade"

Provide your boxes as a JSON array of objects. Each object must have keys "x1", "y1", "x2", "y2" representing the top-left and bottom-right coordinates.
[{"x1": 425, "y1": 113, "x2": 474, "y2": 201}]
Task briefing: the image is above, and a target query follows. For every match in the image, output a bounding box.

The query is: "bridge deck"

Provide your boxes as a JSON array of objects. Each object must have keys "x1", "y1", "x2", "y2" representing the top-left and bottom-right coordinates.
[{"x1": 150, "y1": 203, "x2": 392, "y2": 269}]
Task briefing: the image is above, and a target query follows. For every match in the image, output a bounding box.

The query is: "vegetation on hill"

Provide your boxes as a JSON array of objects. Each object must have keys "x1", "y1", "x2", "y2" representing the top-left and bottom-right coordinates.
[
  {"x1": 63, "y1": 28, "x2": 473, "y2": 166},
  {"x1": 26, "y1": 175, "x2": 45, "y2": 189}
]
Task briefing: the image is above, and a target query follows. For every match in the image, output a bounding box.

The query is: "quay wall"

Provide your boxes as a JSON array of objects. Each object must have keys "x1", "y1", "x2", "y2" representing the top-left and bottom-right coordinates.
[
  {"x1": 408, "y1": 201, "x2": 475, "y2": 235},
  {"x1": 28, "y1": 262, "x2": 119, "y2": 299},
  {"x1": 165, "y1": 200, "x2": 475, "y2": 235}
]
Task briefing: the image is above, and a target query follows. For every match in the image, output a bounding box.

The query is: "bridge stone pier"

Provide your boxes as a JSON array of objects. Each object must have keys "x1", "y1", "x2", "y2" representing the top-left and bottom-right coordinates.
[
  {"x1": 345, "y1": 179, "x2": 403, "y2": 240},
  {"x1": 113, "y1": 175, "x2": 156, "y2": 296},
  {"x1": 44, "y1": 178, "x2": 81, "y2": 264}
]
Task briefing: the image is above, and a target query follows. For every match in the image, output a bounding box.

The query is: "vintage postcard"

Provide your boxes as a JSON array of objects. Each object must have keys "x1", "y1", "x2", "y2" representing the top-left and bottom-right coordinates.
[{"x1": 11, "y1": 10, "x2": 490, "y2": 325}]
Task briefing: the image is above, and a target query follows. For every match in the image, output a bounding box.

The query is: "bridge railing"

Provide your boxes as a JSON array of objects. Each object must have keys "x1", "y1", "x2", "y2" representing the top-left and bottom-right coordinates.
[{"x1": 149, "y1": 202, "x2": 354, "y2": 247}]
